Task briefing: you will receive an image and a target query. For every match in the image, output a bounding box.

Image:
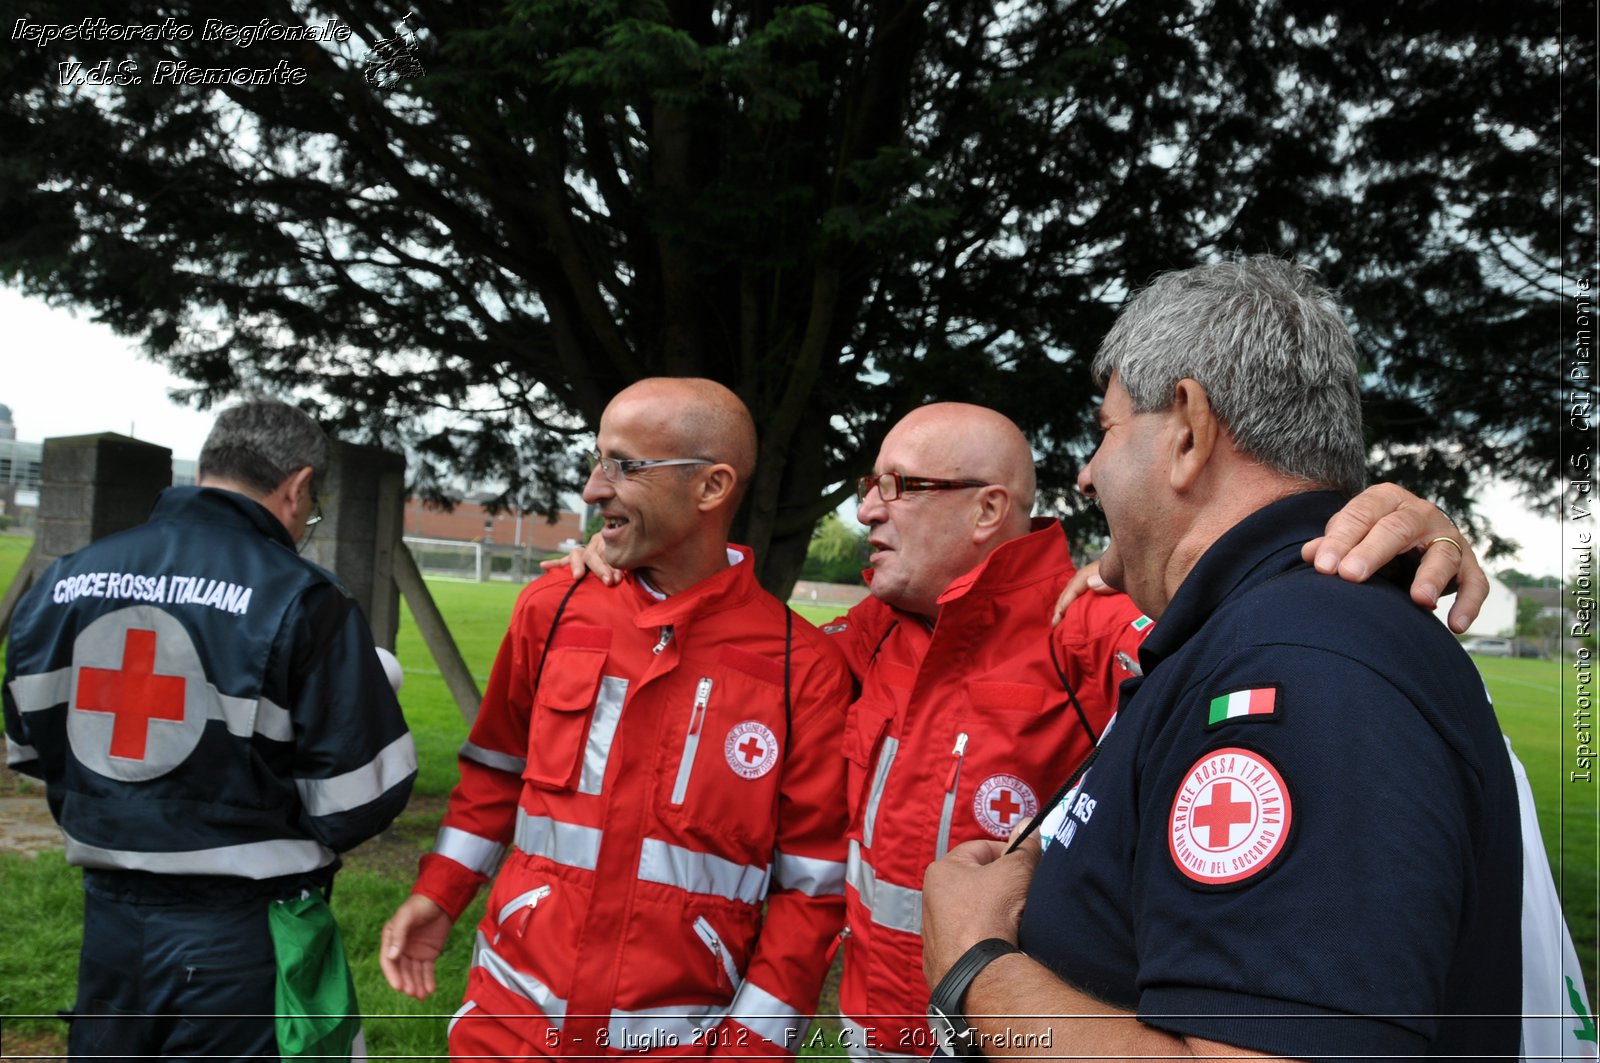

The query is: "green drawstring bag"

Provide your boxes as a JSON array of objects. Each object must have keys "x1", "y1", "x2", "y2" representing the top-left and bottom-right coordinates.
[{"x1": 268, "y1": 891, "x2": 361, "y2": 1058}]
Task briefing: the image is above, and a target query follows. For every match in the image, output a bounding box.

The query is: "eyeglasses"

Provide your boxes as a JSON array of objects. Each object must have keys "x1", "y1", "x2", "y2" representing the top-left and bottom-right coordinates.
[
  {"x1": 591, "y1": 450, "x2": 713, "y2": 483},
  {"x1": 857, "y1": 472, "x2": 992, "y2": 502}
]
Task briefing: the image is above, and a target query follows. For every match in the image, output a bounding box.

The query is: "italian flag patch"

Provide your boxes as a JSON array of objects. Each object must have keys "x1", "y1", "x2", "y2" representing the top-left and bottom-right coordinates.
[{"x1": 1207, "y1": 687, "x2": 1280, "y2": 726}]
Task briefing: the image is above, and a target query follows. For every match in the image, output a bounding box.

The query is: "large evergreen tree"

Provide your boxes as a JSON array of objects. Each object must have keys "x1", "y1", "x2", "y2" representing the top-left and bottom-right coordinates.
[{"x1": 2, "y1": 0, "x2": 1586, "y2": 593}]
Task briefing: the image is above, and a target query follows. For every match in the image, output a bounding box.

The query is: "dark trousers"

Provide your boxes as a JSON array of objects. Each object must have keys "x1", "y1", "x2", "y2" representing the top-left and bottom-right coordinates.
[{"x1": 69, "y1": 887, "x2": 279, "y2": 1061}]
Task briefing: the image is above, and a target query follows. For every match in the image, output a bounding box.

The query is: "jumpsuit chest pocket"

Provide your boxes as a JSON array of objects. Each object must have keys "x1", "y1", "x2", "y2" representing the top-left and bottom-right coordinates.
[
  {"x1": 844, "y1": 660, "x2": 912, "y2": 770},
  {"x1": 843, "y1": 697, "x2": 895, "y2": 769},
  {"x1": 844, "y1": 667, "x2": 907, "y2": 838},
  {"x1": 525, "y1": 646, "x2": 609, "y2": 790}
]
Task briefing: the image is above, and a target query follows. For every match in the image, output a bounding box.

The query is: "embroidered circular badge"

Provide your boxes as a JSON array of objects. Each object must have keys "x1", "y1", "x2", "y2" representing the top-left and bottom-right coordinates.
[
  {"x1": 67, "y1": 606, "x2": 208, "y2": 782},
  {"x1": 724, "y1": 721, "x2": 779, "y2": 780},
  {"x1": 972, "y1": 774, "x2": 1038, "y2": 839},
  {"x1": 1168, "y1": 746, "x2": 1292, "y2": 886}
]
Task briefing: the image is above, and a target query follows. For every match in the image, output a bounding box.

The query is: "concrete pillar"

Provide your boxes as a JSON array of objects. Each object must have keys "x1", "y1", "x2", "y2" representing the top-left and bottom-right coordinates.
[
  {"x1": 302, "y1": 441, "x2": 406, "y2": 650},
  {"x1": 36, "y1": 433, "x2": 172, "y2": 563},
  {"x1": 0, "y1": 434, "x2": 171, "y2": 643}
]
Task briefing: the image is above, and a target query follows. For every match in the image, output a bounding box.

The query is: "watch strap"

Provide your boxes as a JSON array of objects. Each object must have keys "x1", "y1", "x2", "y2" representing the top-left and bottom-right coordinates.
[{"x1": 928, "y1": 937, "x2": 1021, "y2": 1053}]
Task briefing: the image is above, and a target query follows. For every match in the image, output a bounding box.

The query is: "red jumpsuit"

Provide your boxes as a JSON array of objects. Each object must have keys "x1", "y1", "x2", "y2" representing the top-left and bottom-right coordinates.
[
  {"x1": 827, "y1": 519, "x2": 1151, "y2": 1058},
  {"x1": 412, "y1": 549, "x2": 853, "y2": 1058}
]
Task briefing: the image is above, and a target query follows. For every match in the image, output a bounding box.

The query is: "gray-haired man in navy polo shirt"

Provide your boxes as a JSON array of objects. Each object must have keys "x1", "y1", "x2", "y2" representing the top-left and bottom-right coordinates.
[{"x1": 921, "y1": 257, "x2": 1521, "y2": 1061}]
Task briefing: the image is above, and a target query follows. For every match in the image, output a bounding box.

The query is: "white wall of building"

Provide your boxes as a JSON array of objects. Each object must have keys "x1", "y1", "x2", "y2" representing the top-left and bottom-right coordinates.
[{"x1": 1434, "y1": 575, "x2": 1519, "y2": 637}]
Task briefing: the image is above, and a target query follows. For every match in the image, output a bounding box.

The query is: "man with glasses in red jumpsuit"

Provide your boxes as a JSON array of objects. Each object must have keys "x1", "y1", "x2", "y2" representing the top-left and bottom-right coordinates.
[{"x1": 380, "y1": 378, "x2": 853, "y2": 1060}]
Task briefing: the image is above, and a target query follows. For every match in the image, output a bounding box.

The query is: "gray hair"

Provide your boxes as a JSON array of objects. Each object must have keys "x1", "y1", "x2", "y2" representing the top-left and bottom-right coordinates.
[
  {"x1": 1093, "y1": 256, "x2": 1368, "y2": 495},
  {"x1": 198, "y1": 400, "x2": 328, "y2": 495}
]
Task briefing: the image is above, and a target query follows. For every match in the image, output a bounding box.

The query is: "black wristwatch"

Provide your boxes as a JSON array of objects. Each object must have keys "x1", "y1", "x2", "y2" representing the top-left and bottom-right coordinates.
[{"x1": 926, "y1": 938, "x2": 1020, "y2": 1057}]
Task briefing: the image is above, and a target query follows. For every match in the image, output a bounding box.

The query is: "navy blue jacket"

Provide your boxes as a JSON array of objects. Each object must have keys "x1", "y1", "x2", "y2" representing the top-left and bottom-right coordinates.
[
  {"x1": 1022, "y1": 491, "x2": 1521, "y2": 1060},
  {"x1": 3, "y1": 487, "x2": 415, "y2": 887}
]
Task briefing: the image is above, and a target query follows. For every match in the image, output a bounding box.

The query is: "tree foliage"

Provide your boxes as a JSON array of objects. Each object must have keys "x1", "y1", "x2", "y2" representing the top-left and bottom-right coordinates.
[
  {"x1": 1, "y1": 0, "x2": 1586, "y2": 594},
  {"x1": 1498, "y1": 568, "x2": 1564, "y2": 589},
  {"x1": 800, "y1": 511, "x2": 867, "y2": 585}
]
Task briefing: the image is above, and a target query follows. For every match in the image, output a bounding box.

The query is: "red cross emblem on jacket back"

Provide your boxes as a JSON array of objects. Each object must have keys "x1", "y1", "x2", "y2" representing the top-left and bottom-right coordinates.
[{"x1": 75, "y1": 628, "x2": 187, "y2": 761}]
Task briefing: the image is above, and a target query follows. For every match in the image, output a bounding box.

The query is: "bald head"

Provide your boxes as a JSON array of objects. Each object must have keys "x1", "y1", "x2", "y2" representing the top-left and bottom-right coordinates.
[
  {"x1": 883, "y1": 404, "x2": 1036, "y2": 532},
  {"x1": 609, "y1": 378, "x2": 758, "y2": 487},
  {"x1": 858, "y1": 403, "x2": 1039, "y2": 618},
  {"x1": 585, "y1": 378, "x2": 758, "y2": 594}
]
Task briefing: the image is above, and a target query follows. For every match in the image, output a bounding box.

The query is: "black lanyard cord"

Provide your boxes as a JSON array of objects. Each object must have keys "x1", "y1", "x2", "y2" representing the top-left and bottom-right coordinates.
[
  {"x1": 1048, "y1": 633, "x2": 1099, "y2": 747},
  {"x1": 1007, "y1": 740, "x2": 1100, "y2": 855},
  {"x1": 532, "y1": 570, "x2": 589, "y2": 693}
]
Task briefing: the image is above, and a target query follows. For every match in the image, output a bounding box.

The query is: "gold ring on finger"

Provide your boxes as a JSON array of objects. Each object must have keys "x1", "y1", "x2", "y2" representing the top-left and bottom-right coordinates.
[{"x1": 1426, "y1": 535, "x2": 1464, "y2": 558}]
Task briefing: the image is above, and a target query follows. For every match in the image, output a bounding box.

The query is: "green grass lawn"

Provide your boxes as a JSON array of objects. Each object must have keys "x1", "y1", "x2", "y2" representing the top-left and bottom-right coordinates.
[
  {"x1": 393, "y1": 577, "x2": 526, "y2": 796},
  {"x1": 0, "y1": 534, "x2": 34, "y2": 596},
  {"x1": 0, "y1": 534, "x2": 36, "y2": 674},
  {"x1": 2, "y1": 544, "x2": 1595, "y2": 1055}
]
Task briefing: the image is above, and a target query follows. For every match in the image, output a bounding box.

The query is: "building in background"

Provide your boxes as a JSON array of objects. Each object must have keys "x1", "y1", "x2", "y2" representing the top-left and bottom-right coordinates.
[
  {"x1": 1434, "y1": 574, "x2": 1519, "y2": 637},
  {"x1": 402, "y1": 493, "x2": 585, "y2": 583},
  {"x1": 0, "y1": 403, "x2": 41, "y2": 530},
  {"x1": 402, "y1": 493, "x2": 581, "y2": 551}
]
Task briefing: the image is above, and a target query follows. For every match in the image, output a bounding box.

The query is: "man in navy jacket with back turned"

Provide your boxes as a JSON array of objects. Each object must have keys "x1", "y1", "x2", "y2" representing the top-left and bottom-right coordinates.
[{"x1": 4, "y1": 399, "x2": 415, "y2": 1060}]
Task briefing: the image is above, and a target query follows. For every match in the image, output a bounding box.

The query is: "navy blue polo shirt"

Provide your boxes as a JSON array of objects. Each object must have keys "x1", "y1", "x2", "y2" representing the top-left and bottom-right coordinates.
[{"x1": 1020, "y1": 491, "x2": 1520, "y2": 1060}]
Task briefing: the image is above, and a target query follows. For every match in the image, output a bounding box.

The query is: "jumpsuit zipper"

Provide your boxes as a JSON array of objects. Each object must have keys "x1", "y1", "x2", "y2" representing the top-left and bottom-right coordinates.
[
  {"x1": 671, "y1": 678, "x2": 712, "y2": 805},
  {"x1": 935, "y1": 732, "x2": 968, "y2": 860},
  {"x1": 692, "y1": 915, "x2": 739, "y2": 989},
  {"x1": 496, "y1": 884, "x2": 552, "y2": 943}
]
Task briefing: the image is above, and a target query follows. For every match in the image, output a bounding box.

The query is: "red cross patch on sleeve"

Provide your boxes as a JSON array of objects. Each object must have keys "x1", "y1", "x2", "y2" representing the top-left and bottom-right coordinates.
[
  {"x1": 724, "y1": 721, "x2": 779, "y2": 779},
  {"x1": 1168, "y1": 746, "x2": 1292, "y2": 887}
]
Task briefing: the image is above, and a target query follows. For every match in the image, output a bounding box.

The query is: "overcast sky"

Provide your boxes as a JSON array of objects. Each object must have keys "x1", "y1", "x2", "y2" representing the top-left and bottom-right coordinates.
[{"x1": 0, "y1": 285, "x2": 1571, "y2": 578}]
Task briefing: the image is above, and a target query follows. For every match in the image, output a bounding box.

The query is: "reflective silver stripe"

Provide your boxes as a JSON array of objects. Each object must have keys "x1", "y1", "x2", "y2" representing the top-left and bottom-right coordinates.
[
  {"x1": 209, "y1": 691, "x2": 292, "y2": 742},
  {"x1": 460, "y1": 740, "x2": 526, "y2": 775},
  {"x1": 845, "y1": 839, "x2": 922, "y2": 936},
  {"x1": 6, "y1": 737, "x2": 38, "y2": 767},
  {"x1": 729, "y1": 980, "x2": 806, "y2": 1050},
  {"x1": 472, "y1": 931, "x2": 567, "y2": 1028},
  {"x1": 8, "y1": 668, "x2": 71, "y2": 713},
  {"x1": 608, "y1": 1002, "x2": 725, "y2": 1048},
  {"x1": 842, "y1": 1017, "x2": 926, "y2": 1062},
  {"x1": 64, "y1": 831, "x2": 336, "y2": 877},
  {"x1": 935, "y1": 782, "x2": 960, "y2": 863},
  {"x1": 861, "y1": 735, "x2": 898, "y2": 848},
  {"x1": 669, "y1": 729, "x2": 702, "y2": 806},
  {"x1": 579, "y1": 676, "x2": 629, "y2": 795},
  {"x1": 12, "y1": 665, "x2": 292, "y2": 744},
  {"x1": 448, "y1": 1000, "x2": 476, "y2": 1039},
  {"x1": 514, "y1": 809, "x2": 602, "y2": 871},
  {"x1": 297, "y1": 733, "x2": 418, "y2": 816},
  {"x1": 771, "y1": 849, "x2": 846, "y2": 897},
  {"x1": 434, "y1": 826, "x2": 506, "y2": 876},
  {"x1": 638, "y1": 837, "x2": 769, "y2": 905},
  {"x1": 935, "y1": 785, "x2": 957, "y2": 861}
]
